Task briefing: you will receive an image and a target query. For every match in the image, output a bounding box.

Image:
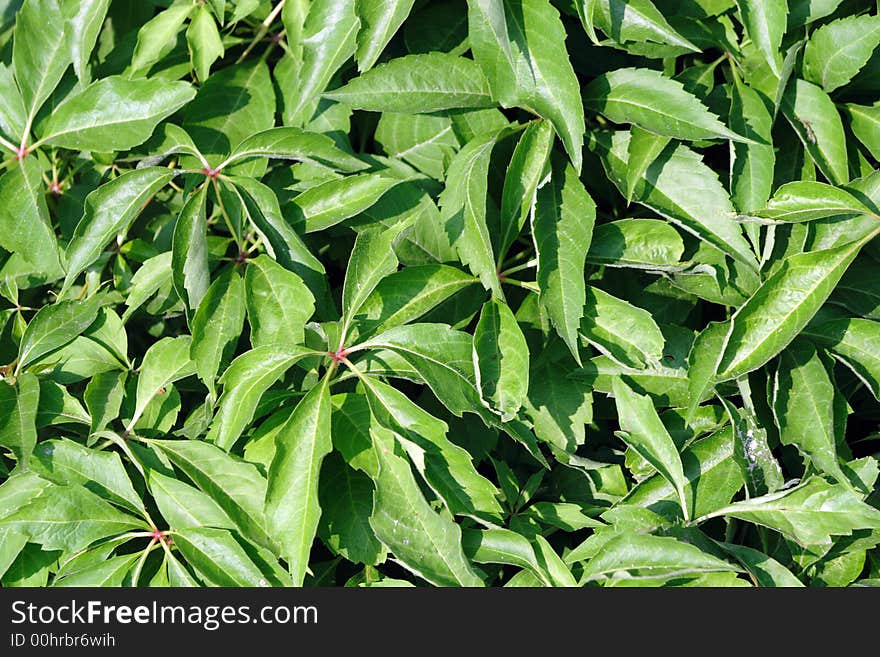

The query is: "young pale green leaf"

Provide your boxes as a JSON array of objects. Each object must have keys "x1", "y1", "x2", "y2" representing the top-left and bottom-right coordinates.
[
  {"x1": 130, "y1": 336, "x2": 195, "y2": 432},
  {"x1": 173, "y1": 527, "x2": 268, "y2": 587},
  {"x1": 804, "y1": 317, "x2": 880, "y2": 401},
  {"x1": 781, "y1": 79, "x2": 849, "y2": 185},
  {"x1": 473, "y1": 299, "x2": 530, "y2": 422},
  {"x1": 440, "y1": 129, "x2": 505, "y2": 297},
  {"x1": 171, "y1": 185, "x2": 210, "y2": 318},
  {"x1": 756, "y1": 181, "x2": 877, "y2": 223},
  {"x1": 223, "y1": 127, "x2": 366, "y2": 172},
  {"x1": 147, "y1": 469, "x2": 234, "y2": 531},
  {"x1": 0, "y1": 374, "x2": 38, "y2": 469},
  {"x1": 0, "y1": 159, "x2": 63, "y2": 282},
  {"x1": 30, "y1": 439, "x2": 144, "y2": 516},
  {"x1": 772, "y1": 340, "x2": 848, "y2": 485},
  {"x1": 186, "y1": 5, "x2": 224, "y2": 82},
  {"x1": 206, "y1": 346, "x2": 315, "y2": 450},
  {"x1": 0, "y1": 484, "x2": 145, "y2": 553},
  {"x1": 150, "y1": 439, "x2": 272, "y2": 550},
  {"x1": 533, "y1": 155, "x2": 596, "y2": 364},
  {"x1": 734, "y1": 0, "x2": 787, "y2": 76},
  {"x1": 587, "y1": 219, "x2": 685, "y2": 270},
  {"x1": 63, "y1": 0, "x2": 110, "y2": 85},
  {"x1": 266, "y1": 378, "x2": 332, "y2": 585},
  {"x1": 591, "y1": 131, "x2": 757, "y2": 271},
  {"x1": 581, "y1": 532, "x2": 740, "y2": 582},
  {"x1": 245, "y1": 255, "x2": 315, "y2": 350},
  {"x1": 130, "y1": 4, "x2": 194, "y2": 73},
  {"x1": 803, "y1": 15, "x2": 880, "y2": 93},
  {"x1": 580, "y1": 286, "x2": 664, "y2": 369},
  {"x1": 368, "y1": 427, "x2": 484, "y2": 586},
  {"x1": 288, "y1": 0, "x2": 359, "y2": 126},
  {"x1": 191, "y1": 268, "x2": 246, "y2": 397},
  {"x1": 468, "y1": 0, "x2": 585, "y2": 169},
  {"x1": 18, "y1": 295, "x2": 102, "y2": 373},
  {"x1": 584, "y1": 67, "x2": 750, "y2": 143},
  {"x1": 328, "y1": 53, "x2": 494, "y2": 114},
  {"x1": 63, "y1": 168, "x2": 173, "y2": 296},
  {"x1": 624, "y1": 127, "x2": 670, "y2": 204},
  {"x1": 317, "y1": 453, "x2": 384, "y2": 565},
  {"x1": 716, "y1": 236, "x2": 872, "y2": 380},
  {"x1": 38, "y1": 77, "x2": 196, "y2": 152},
  {"x1": 13, "y1": 0, "x2": 69, "y2": 124},
  {"x1": 355, "y1": 1, "x2": 417, "y2": 71},
  {"x1": 613, "y1": 378, "x2": 690, "y2": 521},
  {"x1": 703, "y1": 477, "x2": 880, "y2": 547},
  {"x1": 360, "y1": 375, "x2": 503, "y2": 522}
]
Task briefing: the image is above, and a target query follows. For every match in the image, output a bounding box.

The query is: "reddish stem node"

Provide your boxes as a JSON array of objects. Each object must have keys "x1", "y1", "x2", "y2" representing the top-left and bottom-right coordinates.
[
  {"x1": 328, "y1": 347, "x2": 349, "y2": 364},
  {"x1": 49, "y1": 181, "x2": 62, "y2": 195},
  {"x1": 201, "y1": 167, "x2": 220, "y2": 179},
  {"x1": 14, "y1": 145, "x2": 27, "y2": 161}
]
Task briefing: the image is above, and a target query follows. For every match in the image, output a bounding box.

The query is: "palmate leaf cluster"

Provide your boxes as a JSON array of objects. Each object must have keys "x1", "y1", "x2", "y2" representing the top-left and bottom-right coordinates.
[{"x1": 1, "y1": 0, "x2": 880, "y2": 588}]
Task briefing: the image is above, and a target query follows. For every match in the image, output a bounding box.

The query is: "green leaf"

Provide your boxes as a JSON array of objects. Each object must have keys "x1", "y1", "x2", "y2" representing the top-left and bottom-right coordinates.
[
  {"x1": 591, "y1": 130, "x2": 757, "y2": 270},
  {"x1": 64, "y1": 0, "x2": 110, "y2": 85},
  {"x1": 0, "y1": 484, "x2": 145, "y2": 552},
  {"x1": 718, "y1": 542, "x2": 804, "y2": 587},
  {"x1": 781, "y1": 79, "x2": 849, "y2": 185},
  {"x1": 757, "y1": 181, "x2": 877, "y2": 223},
  {"x1": 328, "y1": 53, "x2": 494, "y2": 113},
  {"x1": 0, "y1": 374, "x2": 38, "y2": 469},
  {"x1": 803, "y1": 15, "x2": 880, "y2": 93},
  {"x1": 31, "y1": 438, "x2": 145, "y2": 516},
  {"x1": 317, "y1": 453, "x2": 384, "y2": 564},
  {"x1": 734, "y1": 0, "x2": 787, "y2": 76},
  {"x1": 462, "y1": 527, "x2": 550, "y2": 585},
  {"x1": 804, "y1": 316, "x2": 880, "y2": 401},
  {"x1": 245, "y1": 255, "x2": 315, "y2": 350},
  {"x1": 147, "y1": 469, "x2": 234, "y2": 531},
  {"x1": 368, "y1": 427, "x2": 484, "y2": 586},
  {"x1": 612, "y1": 378, "x2": 690, "y2": 520},
  {"x1": 289, "y1": 0, "x2": 359, "y2": 126},
  {"x1": 579, "y1": 286, "x2": 664, "y2": 369},
  {"x1": 360, "y1": 375, "x2": 504, "y2": 522},
  {"x1": 35, "y1": 379, "x2": 90, "y2": 428},
  {"x1": 131, "y1": 4, "x2": 194, "y2": 73},
  {"x1": 355, "y1": 0, "x2": 416, "y2": 71},
  {"x1": 533, "y1": 155, "x2": 596, "y2": 364},
  {"x1": 473, "y1": 298, "x2": 529, "y2": 421},
  {"x1": 171, "y1": 185, "x2": 210, "y2": 317},
  {"x1": 729, "y1": 75, "x2": 775, "y2": 215},
  {"x1": 38, "y1": 76, "x2": 195, "y2": 151},
  {"x1": 584, "y1": 67, "x2": 750, "y2": 143},
  {"x1": 130, "y1": 336, "x2": 195, "y2": 432},
  {"x1": 719, "y1": 398, "x2": 784, "y2": 496},
  {"x1": 581, "y1": 532, "x2": 740, "y2": 582},
  {"x1": 173, "y1": 527, "x2": 267, "y2": 586},
  {"x1": 523, "y1": 351, "x2": 592, "y2": 453},
  {"x1": 844, "y1": 102, "x2": 880, "y2": 161},
  {"x1": 585, "y1": 0, "x2": 698, "y2": 51},
  {"x1": 703, "y1": 477, "x2": 880, "y2": 547},
  {"x1": 440, "y1": 129, "x2": 506, "y2": 297},
  {"x1": 63, "y1": 168, "x2": 173, "y2": 296},
  {"x1": 223, "y1": 127, "x2": 367, "y2": 172},
  {"x1": 18, "y1": 295, "x2": 102, "y2": 373},
  {"x1": 341, "y1": 222, "x2": 408, "y2": 341},
  {"x1": 717, "y1": 236, "x2": 872, "y2": 380},
  {"x1": 375, "y1": 112, "x2": 460, "y2": 180},
  {"x1": 293, "y1": 173, "x2": 404, "y2": 233},
  {"x1": 468, "y1": 0, "x2": 585, "y2": 169},
  {"x1": 624, "y1": 127, "x2": 671, "y2": 204},
  {"x1": 191, "y1": 267, "x2": 246, "y2": 397},
  {"x1": 266, "y1": 377, "x2": 332, "y2": 585},
  {"x1": 587, "y1": 219, "x2": 684, "y2": 270},
  {"x1": 13, "y1": 0, "x2": 70, "y2": 124},
  {"x1": 772, "y1": 340, "x2": 849, "y2": 485},
  {"x1": 54, "y1": 553, "x2": 140, "y2": 587},
  {"x1": 186, "y1": 5, "x2": 224, "y2": 82},
  {"x1": 121, "y1": 252, "x2": 172, "y2": 323},
  {"x1": 206, "y1": 346, "x2": 314, "y2": 450},
  {"x1": 499, "y1": 119, "x2": 553, "y2": 258},
  {"x1": 0, "y1": 159, "x2": 63, "y2": 282},
  {"x1": 150, "y1": 439, "x2": 272, "y2": 550}
]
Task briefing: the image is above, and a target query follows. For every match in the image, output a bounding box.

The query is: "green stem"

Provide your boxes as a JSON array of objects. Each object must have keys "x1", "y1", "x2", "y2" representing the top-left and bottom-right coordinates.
[{"x1": 235, "y1": 0, "x2": 285, "y2": 64}]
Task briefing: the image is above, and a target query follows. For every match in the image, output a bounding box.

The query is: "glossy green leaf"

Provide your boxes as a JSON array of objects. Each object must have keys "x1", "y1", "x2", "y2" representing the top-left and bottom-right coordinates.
[
  {"x1": 191, "y1": 268, "x2": 246, "y2": 397},
  {"x1": 245, "y1": 255, "x2": 315, "y2": 350},
  {"x1": 473, "y1": 298, "x2": 529, "y2": 421},
  {"x1": 803, "y1": 15, "x2": 880, "y2": 93}
]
